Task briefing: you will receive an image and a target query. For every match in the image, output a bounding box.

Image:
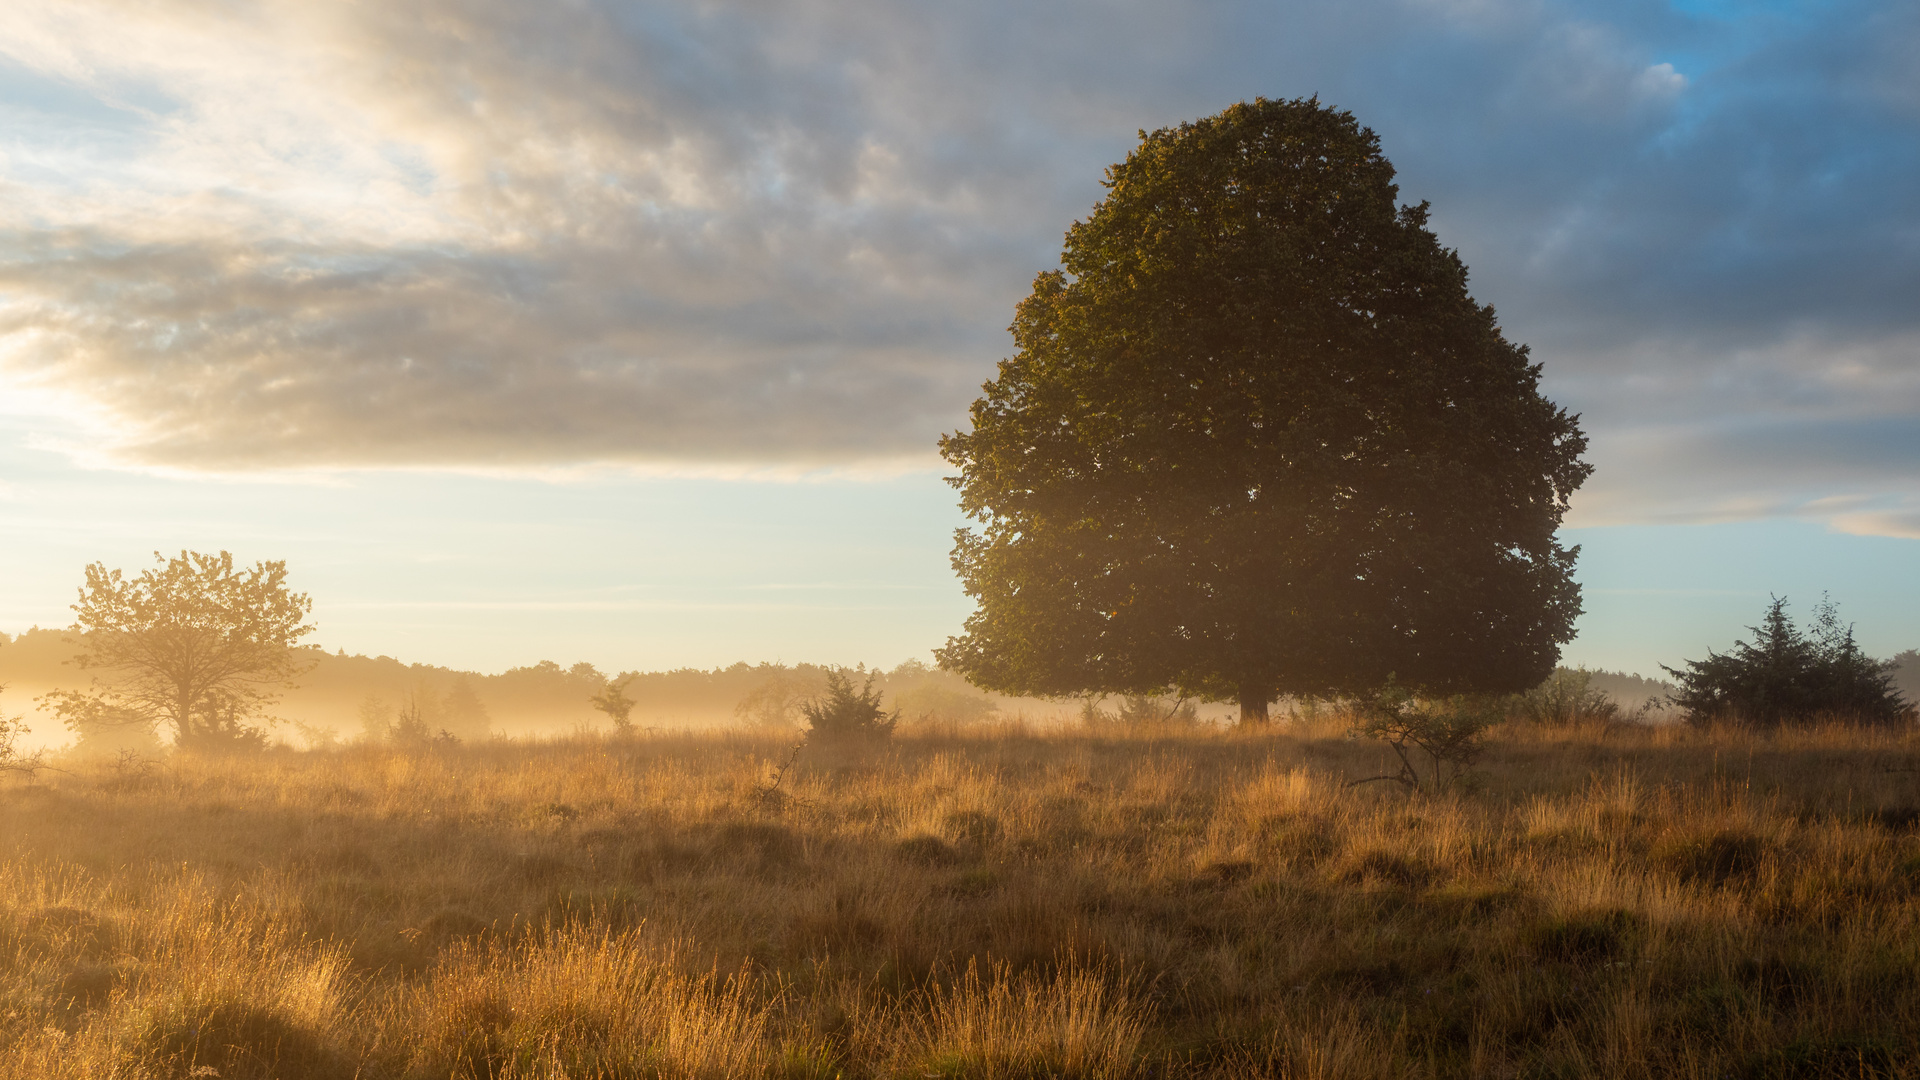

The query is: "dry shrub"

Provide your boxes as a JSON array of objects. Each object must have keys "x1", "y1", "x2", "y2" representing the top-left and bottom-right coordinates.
[{"x1": 0, "y1": 867, "x2": 354, "y2": 1080}]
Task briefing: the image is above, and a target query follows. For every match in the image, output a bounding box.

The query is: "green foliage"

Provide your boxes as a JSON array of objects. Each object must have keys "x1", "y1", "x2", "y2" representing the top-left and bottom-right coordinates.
[
  {"x1": 1349, "y1": 680, "x2": 1500, "y2": 792},
  {"x1": 937, "y1": 97, "x2": 1590, "y2": 724},
  {"x1": 799, "y1": 669, "x2": 898, "y2": 744},
  {"x1": 47, "y1": 551, "x2": 315, "y2": 753},
  {"x1": 1514, "y1": 667, "x2": 1621, "y2": 725},
  {"x1": 1665, "y1": 596, "x2": 1911, "y2": 728}
]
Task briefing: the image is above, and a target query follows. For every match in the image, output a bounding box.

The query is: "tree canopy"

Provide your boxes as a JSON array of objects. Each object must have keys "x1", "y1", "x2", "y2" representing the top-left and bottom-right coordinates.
[
  {"x1": 1665, "y1": 596, "x2": 1910, "y2": 727},
  {"x1": 937, "y1": 98, "x2": 1591, "y2": 722},
  {"x1": 50, "y1": 550, "x2": 316, "y2": 751}
]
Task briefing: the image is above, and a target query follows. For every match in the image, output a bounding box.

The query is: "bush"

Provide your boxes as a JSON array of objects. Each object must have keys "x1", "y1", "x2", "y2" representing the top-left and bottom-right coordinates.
[
  {"x1": 1349, "y1": 680, "x2": 1500, "y2": 792},
  {"x1": 799, "y1": 670, "x2": 898, "y2": 744},
  {"x1": 1513, "y1": 668, "x2": 1620, "y2": 725},
  {"x1": 1665, "y1": 596, "x2": 1911, "y2": 728}
]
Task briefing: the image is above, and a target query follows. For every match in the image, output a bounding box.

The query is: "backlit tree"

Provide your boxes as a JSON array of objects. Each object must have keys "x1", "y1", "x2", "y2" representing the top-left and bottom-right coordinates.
[
  {"x1": 50, "y1": 550, "x2": 316, "y2": 751},
  {"x1": 937, "y1": 98, "x2": 1591, "y2": 723}
]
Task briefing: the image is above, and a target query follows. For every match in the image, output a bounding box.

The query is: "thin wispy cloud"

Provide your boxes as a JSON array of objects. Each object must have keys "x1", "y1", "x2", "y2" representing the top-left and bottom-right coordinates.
[{"x1": 0, "y1": 0, "x2": 1914, "y2": 530}]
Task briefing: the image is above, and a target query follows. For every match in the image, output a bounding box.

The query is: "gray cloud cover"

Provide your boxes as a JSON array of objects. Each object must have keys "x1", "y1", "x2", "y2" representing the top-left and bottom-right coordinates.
[{"x1": 0, "y1": 0, "x2": 1915, "y2": 525}]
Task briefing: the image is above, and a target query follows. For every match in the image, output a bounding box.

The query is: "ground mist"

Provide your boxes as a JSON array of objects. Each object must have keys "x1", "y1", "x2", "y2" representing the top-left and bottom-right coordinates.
[{"x1": 5, "y1": 717, "x2": 1920, "y2": 1078}]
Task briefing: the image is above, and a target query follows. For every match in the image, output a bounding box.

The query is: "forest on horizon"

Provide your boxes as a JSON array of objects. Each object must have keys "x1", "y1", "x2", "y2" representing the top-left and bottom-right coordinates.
[{"x1": 7, "y1": 624, "x2": 1900, "y2": 753}]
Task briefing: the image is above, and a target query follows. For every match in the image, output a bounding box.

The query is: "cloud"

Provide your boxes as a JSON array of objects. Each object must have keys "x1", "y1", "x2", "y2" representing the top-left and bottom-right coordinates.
[
  {"x1": 0, "y1": 0, "x2": 1913, "y2": 529},
  {"x1": 1830, "y1": 508, "x2": 1920, "y2": 541}
]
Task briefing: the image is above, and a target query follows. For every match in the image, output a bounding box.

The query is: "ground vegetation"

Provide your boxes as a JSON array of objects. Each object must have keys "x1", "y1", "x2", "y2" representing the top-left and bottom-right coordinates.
[{"x1": 6, "y1": 718, "x2": 1920, "y2": 1076}]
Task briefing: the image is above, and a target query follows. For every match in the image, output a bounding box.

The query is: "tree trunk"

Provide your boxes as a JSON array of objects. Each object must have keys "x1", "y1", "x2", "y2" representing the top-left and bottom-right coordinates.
[{"x1": 1237, "y1": 686, "x2": 1273, "y2": 725}]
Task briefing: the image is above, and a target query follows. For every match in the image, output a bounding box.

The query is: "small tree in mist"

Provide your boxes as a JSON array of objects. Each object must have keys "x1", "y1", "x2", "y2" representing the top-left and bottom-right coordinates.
[
  {"x1": 736, "y1": 667, "x2": 818, "y2": 730},
  {"x1": 358, "y1": 695, "x2": 395, "y2": 743},
  {"x1": 47, "y1": 551, "x2": 315, "y2": 753},
  {"x1": 391, "y1": 691, "x2": 436, "y2": 746},
  {"x1": 800, "y1": 669, "x2": 899, "y2": 744},
  {"x1": 441, "y1": 677, "x2": 492, "y2": 740},
  {"x1": 590, "y1": 674, "x2": 638, "y2": 734},
  {"x1": 1666, "y1": 596, "x2": 1909, "y2": 727},
  {"x1": 375, "y1": 688, "x2": 462, "y2": 749}
]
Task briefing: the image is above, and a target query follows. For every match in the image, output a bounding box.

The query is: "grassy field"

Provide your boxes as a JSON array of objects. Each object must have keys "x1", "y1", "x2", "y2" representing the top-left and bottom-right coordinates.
[{"x1": 5, "y1": 717, "x2": 1920, "y2": 1078}]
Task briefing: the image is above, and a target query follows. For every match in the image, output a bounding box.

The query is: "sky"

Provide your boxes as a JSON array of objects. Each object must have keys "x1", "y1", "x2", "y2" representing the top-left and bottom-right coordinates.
[{"x1": 0, "y1": 0, "x2": 1917, "y2": 679}]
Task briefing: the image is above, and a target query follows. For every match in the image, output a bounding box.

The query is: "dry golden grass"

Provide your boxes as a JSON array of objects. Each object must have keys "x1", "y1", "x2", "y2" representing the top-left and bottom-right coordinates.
[{"x1": 6, "y1": 716, "x2": 1920, "y2": 1078}]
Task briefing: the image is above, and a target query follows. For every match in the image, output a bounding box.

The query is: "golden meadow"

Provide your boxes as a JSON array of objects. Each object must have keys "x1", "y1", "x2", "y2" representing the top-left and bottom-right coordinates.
[{"x1": 6, "y1": 716, "x2": 1920, "y2": 1078}]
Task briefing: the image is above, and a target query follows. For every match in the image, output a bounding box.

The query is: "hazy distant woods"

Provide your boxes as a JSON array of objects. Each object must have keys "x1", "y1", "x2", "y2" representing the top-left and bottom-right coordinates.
[
  {"x1": 10, "y1": 624, "x2": 1913, "y2": 750},
  {"x1": 0, "y1": 629, "x2": 1005, "y2": 747}
]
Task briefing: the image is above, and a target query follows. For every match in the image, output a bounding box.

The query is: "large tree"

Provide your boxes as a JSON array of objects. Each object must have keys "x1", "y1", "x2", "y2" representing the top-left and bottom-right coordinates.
[
  {"x1": 50, "y1": 550, "x2": 316, "y2": 751},
  {"x1": 937, "y1": 98, "x2": 1591, "y2": 723}
]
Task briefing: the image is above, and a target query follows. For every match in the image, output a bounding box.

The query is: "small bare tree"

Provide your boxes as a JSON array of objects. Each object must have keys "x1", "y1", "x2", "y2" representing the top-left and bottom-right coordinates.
[{"x1": 1349, "y1": 681, "x2": 1499, "y2": 792}]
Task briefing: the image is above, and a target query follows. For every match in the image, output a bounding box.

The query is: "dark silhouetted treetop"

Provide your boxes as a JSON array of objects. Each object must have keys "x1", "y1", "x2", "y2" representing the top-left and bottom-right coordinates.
[
  {"x1": 48, "y1": 550, "x2": 316, "y2": 752},
  {"x1": 937, "y1": 97, "x2": 1591, "y2": 723},
  {"x1": 1665, "y1": 595, "x2": 1910, "y2": 727}
]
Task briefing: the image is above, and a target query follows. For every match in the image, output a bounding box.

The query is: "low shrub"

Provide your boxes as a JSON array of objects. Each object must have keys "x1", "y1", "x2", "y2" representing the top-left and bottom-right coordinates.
[{"x1": 1514, "y1": 667, "x2": 1620, "y2": 726}]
